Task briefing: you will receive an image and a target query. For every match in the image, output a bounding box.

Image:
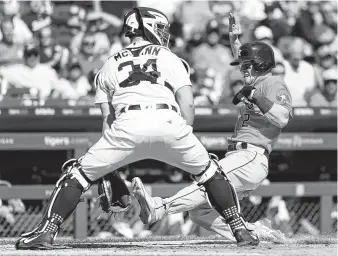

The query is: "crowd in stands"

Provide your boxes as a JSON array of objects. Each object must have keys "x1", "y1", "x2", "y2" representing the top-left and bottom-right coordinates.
[{"x1": 0, "y1": 0, "x2": 336, "y2": 107}]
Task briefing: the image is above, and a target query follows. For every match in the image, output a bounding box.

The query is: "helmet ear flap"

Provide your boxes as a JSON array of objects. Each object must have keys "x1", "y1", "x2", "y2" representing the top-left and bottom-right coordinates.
[
  {"x1": 133, "y1": 7, "x2": 144, "y2": 32},
  {"x1": 122, "y1": 7, "x2": 144, "y2": 37}
]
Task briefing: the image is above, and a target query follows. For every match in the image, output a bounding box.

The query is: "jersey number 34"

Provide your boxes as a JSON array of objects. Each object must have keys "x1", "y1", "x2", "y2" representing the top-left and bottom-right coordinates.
[{"x1": 118, "y1": 59, "x2": 161, "y2": 88}]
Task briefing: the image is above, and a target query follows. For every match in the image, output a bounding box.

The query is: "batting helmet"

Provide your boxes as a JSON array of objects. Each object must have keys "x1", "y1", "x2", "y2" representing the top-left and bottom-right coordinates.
[{"x1": 230, "y1": 41, "x2": 276, "y2": 72}]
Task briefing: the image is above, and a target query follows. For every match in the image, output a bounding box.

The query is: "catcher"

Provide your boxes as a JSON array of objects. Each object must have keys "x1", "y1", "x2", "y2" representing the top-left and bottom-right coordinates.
[
  {"x1": 131, "y1": 13, "x2": 292, "y2": 242},
  {"x1": 16, "y1": 8, "x2": 258, "y2": 250}
]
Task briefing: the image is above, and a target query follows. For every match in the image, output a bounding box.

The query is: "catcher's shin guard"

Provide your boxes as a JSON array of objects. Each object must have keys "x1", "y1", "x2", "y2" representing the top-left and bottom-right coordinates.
[{"x1": 17, "y1": 159, "x2": 92, "y2": 249}]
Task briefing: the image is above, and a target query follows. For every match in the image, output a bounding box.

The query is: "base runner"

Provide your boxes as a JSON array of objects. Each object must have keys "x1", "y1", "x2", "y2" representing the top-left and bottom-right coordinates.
[{"x1": 132, "y1": 13, "x2": 292, "y2": 243}]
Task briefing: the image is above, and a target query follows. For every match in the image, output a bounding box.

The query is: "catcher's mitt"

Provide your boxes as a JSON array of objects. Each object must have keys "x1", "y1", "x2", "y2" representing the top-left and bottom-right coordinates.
[{"x1": 97, "y1": 171, "x2": 132, "y2": 218}]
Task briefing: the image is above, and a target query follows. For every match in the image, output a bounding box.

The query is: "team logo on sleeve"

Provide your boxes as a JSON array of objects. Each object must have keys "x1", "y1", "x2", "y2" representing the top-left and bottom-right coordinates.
[{"x1": 276, "y1": 89, "x2": 291, "y2": 105}]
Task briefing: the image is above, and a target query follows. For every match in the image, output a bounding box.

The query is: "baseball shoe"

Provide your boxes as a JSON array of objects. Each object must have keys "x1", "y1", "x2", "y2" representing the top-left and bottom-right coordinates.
[
  {"x1": 251, "y1": 218, "x2": 286, "y2": 243},
  {"x1": 132, "y1": 177, "x2": 164, "y2": 224},
  {"x1": 15, "y1": 231, "x2": 56, "y2": 250},
  {"x1": 234, "y1": 228, "x2": 260, "y2": 247}
]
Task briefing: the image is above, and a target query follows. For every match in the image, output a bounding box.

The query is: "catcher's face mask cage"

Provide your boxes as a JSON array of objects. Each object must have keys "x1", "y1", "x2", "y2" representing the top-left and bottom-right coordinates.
[
  {"x1": 151, "y1": 21, "x2": 170, "y2": 47},
  {"x1": 122, "y1": 7, "x2": 171, "y2": 47}
]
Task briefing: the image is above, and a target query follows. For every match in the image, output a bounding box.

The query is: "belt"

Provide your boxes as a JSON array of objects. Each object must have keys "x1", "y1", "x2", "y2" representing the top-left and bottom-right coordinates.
[
  {"x1": 120, "y1": 103, "x2": 178, "y2": 114},
  {"x1": 228, "y1": 142, "x2": 269, "y2": 158}
]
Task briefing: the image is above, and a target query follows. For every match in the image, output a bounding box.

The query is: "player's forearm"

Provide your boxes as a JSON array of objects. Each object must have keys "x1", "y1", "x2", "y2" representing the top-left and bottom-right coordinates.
[
  {"x1": 100, "y1": 12, "x2": 123, "y2": 27},
  {"x1": 228, "y1": 13, "x2": 242, "y2": 59},
  {"x1": 180, "y1": 103, "x2": 195, "y2": 126},
  {"x1": 100, "y1": 102, "x2": 115, "y2": 134},
  {"x1": 102, "y1": 114, "x2": 114, "y2": 134},
  {"x1": 230, "y1": 37, "x2": 242, "y2": 59},
  {"x1": 175, "y1": 86, "x2": 195, "y2": 126}
]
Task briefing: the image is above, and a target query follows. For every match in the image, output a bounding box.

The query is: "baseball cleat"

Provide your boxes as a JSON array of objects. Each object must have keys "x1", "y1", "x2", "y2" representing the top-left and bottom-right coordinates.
[
  {"x1": 132, "y1": 177, "x2": 158, "y2": 224},
  {"x1": 234, "y1": 228, "x2": 260, "y2": 247},
  {"x1": 15, "y1": 231, "x2": 57, "y2": 250},
  {"x1": 252, "y1": 218, "x2": 286, "y2": 243}
]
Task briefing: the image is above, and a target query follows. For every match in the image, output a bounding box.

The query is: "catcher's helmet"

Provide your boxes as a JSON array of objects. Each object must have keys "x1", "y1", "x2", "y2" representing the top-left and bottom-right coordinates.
[
  {"x1": 122, "y1": 7, "x2": 170, "y2": 47},
  {"x1": 230, "y1": 41, "x2": 276, "y2": 72}
]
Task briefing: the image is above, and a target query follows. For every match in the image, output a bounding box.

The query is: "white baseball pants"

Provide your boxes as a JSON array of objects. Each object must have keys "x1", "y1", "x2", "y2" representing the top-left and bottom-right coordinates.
[{"x1": 80, "y1": 108, "x2": 210, "y2": 181}]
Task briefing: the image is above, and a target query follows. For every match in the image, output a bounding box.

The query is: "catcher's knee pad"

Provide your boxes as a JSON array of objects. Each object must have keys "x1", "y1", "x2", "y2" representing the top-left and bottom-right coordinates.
[
  {"x1": 191, "y1": 154, "x2": 226, "y2": 185},
  {"x1": 192, "y1": 155, "x2": 241, "y2": 220},
  {"x1": 57, "y1": 159, "x2": 92, "y2": 191}
]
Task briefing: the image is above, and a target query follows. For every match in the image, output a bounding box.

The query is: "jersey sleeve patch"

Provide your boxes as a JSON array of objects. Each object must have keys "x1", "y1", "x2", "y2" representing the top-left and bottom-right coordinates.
[{"x1": 276, "y1": 88, "x2": 291, "y2": 105}]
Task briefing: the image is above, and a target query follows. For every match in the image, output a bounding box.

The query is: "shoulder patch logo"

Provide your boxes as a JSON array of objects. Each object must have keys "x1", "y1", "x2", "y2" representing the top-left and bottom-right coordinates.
[{"x1": 276, "y1": 89, "x2": 291, "y2": 105}]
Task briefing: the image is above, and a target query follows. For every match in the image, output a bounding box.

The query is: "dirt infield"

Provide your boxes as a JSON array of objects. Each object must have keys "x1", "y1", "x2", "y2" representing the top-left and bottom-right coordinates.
[{"x1": 0, "y1": 235, "x2": 336, "y2": 256}]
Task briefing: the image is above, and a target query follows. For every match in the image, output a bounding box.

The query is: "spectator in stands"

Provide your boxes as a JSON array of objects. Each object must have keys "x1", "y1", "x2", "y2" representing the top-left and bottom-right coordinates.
[
  {"x1": 291, "y1": 1, "x2": 335, "y2": 48},
  {"x1": 236, "y1": 0, "x2": 266, "y2": 22},
  {"x1": 257, "y1": 1, "x2": 293, "y2": 44},
  {"x1": 83, "y1": 12, "x2": 111, "y2": 58},
  {"x1": 168, "y1": 11, "x2": 184, "y2": 43},
  {"x1": 319, "y1": 1, "x2": 337, "y2": 31},
  {"x1": 209, "y1": 2, "x2": 239, "y2": 48},
  {"x1": 109, "y1": 32, "x2": 129, "y2": 56},
  {"x1": 38, "y1": 25, "x2": 70, "y2": 74},
  {"x1": 309, "y1": 68, "x2": 337, "y2": 107},
  {"x1": 0, "y1": 179, "x2": 26, "y2": 226},
  {"x1": 0, "y1": 43, "x2": 60, "y2": 99},
  {"x1": 272, "y1": 62, "x2": 286, "y2": 77},
  {"x1": 279, "y1": 1, "x2": 304, "y2": 30},
  {"x1": 317, "y1": 44, "x2": 337, "y2": 71},
  {"x1": 77, "y1": 68, "x2": 98, "y2": 105},
  {"x1": 38, "y1": 26, "x2": 70, "y2": 73},
  {"x1": 0, "y1": 0, "x2": 32, "y2": 45},
  {"x1": 253, "y1": 25, "x2": 284, "y2": 64},
  {"x1": 313, "y1": 44, "x2": 337, "y2": 89},
  {"x1": 74, "y1": 32, "x2": 105, "y2": 77},
  {"x1": 192, "y1": 66, "x2": 221, "y2": 106},
  {"x1": 68, "y1": 5, "x2": 89, "y2": 54},
  {"x1": 209, "y1": 1, "x2": 234, "y2": 25},
  {"x1": 54, "y1": 61, "x2": 91, "y2": 100},
  {"x1": 0, "y1": 17, "x2": 23, "y2": 66},
  {"x1": 191, "y1": 19, "x2": 232, "y2": 104},
  {"x1": 168, "y1": 35, "x2": 190, "y2": 64},
  {"x1": 173, "y1": 1, "x2": 214, "y2": 40},
  {"x1": 219, "y1": 69, "x2": 244, "y2": 105},
  {"x1": 70, "y1": 10, "x2": 120, "y2": 59},
  {"x1": 283, "y1": 37, "x2": 316, "y2": 106},
  {"x1": 21, "y1": 0, "x2": 53, "y2": 33},
  {"x1": 52, "y1": 3, "x2": 86, "y2": 48},
  {"x1": 87, "y1": 10, "x2": 122, "y2": 40}
]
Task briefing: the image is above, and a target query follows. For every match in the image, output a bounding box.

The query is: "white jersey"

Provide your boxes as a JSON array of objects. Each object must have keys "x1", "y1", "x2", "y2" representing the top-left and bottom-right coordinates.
[{"x1": 94, "y1": 41, "x2": 191, "y2": 114}]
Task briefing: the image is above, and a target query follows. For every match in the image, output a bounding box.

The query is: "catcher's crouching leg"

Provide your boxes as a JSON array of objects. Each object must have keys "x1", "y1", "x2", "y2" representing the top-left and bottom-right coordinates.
[
  {"x1": 16, "y1": 159, "x2": 92, "y2": 250},
  {"x1": 192, "y1": 155, "x2": 259, "y2": 247}
]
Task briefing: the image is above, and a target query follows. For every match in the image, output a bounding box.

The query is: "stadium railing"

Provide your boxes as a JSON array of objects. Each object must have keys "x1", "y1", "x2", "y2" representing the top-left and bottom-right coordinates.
[{"x1": 0, "y1": 182, "x2": 336, "y2": 238}]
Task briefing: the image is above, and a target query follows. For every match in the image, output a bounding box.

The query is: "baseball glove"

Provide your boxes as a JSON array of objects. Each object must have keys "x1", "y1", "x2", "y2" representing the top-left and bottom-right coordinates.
[{"x1": 97, "y1": 171, "x2": 132, "y2": 218}]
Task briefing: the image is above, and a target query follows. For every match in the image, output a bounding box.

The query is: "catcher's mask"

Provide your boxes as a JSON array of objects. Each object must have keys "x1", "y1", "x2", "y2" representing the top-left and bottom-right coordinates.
[{"x1": 122, "y1": 7, "x2": 170, "y2": 47}]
